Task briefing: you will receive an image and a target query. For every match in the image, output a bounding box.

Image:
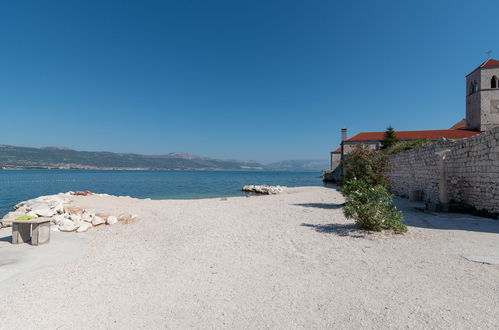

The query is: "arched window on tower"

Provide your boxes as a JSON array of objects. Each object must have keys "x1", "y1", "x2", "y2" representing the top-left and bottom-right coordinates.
[{"x1": 492, "y1": 76, "x2": 498, "y2": 89}]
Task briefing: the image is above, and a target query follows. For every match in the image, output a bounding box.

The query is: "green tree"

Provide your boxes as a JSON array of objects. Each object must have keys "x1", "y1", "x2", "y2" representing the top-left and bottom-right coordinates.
[
  {"x1": 380, "y1": 126, "x2": 399, "y2": 149},
  {"x1": 343, "y1": 144, "x2": 392, "y2": 189}
]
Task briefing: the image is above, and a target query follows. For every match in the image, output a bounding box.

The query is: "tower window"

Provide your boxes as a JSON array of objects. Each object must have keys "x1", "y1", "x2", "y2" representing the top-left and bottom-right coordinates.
[
  {"x1": 492, "y1": 76, "x2": 498, "y2": 89},
  {"x1": 469, "y1": 80, "x2": 477, "y2": 95}
]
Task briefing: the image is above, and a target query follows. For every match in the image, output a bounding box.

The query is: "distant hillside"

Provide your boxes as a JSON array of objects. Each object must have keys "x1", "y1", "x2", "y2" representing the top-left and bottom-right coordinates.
[
  {"x1": 265, "y1": 159, "x2": 329, "y2": 172},
  {"x1": 0, "y1": 145, "x2": 264, "y2": 170}
]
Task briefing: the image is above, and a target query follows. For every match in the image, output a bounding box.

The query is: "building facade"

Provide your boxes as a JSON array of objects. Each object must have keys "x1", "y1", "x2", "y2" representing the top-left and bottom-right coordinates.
[{"x1": 326, "y1": 59, "x2": 499, "y2": 181}]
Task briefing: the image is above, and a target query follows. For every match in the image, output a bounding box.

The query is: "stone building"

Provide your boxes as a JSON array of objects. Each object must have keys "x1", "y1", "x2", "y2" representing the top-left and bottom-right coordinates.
[
  {"x1": 466, "y1": 58, "x2": 499, "y2": 131},
  {"x1": 326, "y1": 58, "x2": 499, "y2": 181}
]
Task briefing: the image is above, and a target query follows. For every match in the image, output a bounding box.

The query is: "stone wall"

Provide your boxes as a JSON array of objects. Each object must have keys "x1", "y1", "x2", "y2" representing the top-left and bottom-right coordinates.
[{"x1": 388, "y1": 127, "x2": 499, "y2": 214}]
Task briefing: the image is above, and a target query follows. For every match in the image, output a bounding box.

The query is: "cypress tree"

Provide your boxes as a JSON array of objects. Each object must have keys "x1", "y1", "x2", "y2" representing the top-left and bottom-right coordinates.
[{"x1": 381, "y1": 126, "x2": 399, "y2": 149}]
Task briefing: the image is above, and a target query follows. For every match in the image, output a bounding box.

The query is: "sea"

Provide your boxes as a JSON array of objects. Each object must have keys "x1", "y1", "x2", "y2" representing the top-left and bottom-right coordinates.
[{"x1": 0, "y1": 170, "x2": 326, "y2": 217}]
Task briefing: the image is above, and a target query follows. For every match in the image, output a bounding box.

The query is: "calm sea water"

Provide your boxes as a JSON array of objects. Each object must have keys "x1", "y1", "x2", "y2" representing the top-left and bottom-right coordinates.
[{"x1": 0, "y1": 170, "x2": 325, "y2": 217}]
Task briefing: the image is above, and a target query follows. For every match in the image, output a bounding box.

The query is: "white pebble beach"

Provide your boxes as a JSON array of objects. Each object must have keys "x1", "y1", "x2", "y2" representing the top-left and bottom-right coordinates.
[{"x1": 0, "y1": 186, "x2": 498, "y2": 329}]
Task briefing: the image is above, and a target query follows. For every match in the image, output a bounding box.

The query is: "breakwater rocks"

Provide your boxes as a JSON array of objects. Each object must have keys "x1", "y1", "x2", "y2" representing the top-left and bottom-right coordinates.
[
  {"x1": 242, "y1": 185, "x2": 286, "y2": 195},
  {"x1": 0, "y1": 191, "x2": 137, "y2": 232}
]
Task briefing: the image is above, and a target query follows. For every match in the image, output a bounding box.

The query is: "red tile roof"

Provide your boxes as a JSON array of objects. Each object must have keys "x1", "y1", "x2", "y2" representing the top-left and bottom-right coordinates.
[
  {"x1": 449, "y1": 119, "x2": 466, "y2": 130},
  {"x1": 332, "y1": 147, "x2": 341, "y2": 153},
  {"x1": 345, "y1": 129, "x2": 479, "y2": 142},
  {"x1": 468, "y1": 58, "x2": 499, "y2": 76},
  {"x1": 481, "y1": 58, "x2": 499, "y2": 68}
]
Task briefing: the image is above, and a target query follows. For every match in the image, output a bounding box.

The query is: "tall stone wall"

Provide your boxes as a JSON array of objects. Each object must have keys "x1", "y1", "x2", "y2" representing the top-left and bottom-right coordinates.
[{"x1": 389, "y1": 127, "x2": 499, "y2": 214}]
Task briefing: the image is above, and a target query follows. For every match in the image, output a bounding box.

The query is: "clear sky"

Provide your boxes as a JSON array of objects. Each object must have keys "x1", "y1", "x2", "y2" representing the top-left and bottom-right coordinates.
[{"x1": 0, "y1": 0, "x2": 497, "y2": 163}]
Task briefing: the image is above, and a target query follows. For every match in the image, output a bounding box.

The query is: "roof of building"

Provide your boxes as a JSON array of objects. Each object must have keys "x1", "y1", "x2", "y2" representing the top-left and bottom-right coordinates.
[
  {"x1": 344, "y1": 129, "x2": 479, "y2": 142},
  {"x1": 467, "y1": 58, "x2": 499, "y2": 76},
  {"x1": 481, "y1": 58, "x2": 499, "y2": 68},
  {"x1": 332, "y1": 147, "x2": 341, "y2": 153},
  {"x1": 449, "y1": 119, "x2": 466, "y2": 129}
]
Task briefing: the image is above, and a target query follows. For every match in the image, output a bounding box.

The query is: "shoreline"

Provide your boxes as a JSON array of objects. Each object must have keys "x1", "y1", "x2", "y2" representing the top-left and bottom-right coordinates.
[{"x1": 0, "y1": 186, "x2": 497, "y2": 328}]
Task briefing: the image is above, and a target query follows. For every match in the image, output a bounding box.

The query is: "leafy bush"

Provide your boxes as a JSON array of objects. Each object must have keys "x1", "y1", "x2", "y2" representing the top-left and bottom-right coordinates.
[
  {"x1": 343, "y1": 144, "x2": 392, "y2": 189},
  {"x1": 386, "y1": 139, "x2": 431, "y2": 154},
  {"x1": 342, "y1": 178, "x2": 407, "y2": 233},
  {"x1": 15, "y1": 216, "x2": 38, "y2": 220}
]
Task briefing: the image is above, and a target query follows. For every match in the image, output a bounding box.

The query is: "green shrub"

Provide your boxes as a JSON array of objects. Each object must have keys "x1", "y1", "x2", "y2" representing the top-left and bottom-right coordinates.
[
  {"x1": 386, "y1": 139, "x2": 431, "y2": 154},
  {"x1": 15, "y1": 216, "x2": 38, "y2": 220},
  {"x1": 342, "y1": 178, "x2": 407, "y2": 233},
  {"x1": 343, "y1": 144, "x2": 392, "y2": 189}
]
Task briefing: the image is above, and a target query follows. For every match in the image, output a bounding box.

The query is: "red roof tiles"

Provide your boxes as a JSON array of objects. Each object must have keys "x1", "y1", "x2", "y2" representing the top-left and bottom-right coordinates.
[
  {"x1": 481, "y1": 58, "x2": 499, "y2": 68},
  {"x1": 332, "y1": 147, "x2": 341, "y2": 153},
  {"x1": 345, "y1": 129, "x2": 479, "y2": 142},
  {"x1": 449, "y1": 119, "x2": 466, "y2": 130},
  {"x1": 467, "y1": 58, "x2": 499, "y2": 76}
]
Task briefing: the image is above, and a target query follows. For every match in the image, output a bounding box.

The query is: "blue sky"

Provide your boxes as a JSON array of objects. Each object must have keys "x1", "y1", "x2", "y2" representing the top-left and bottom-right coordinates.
[{"x1": 0, "y1": 0, "x2": 497, "y2": 163}]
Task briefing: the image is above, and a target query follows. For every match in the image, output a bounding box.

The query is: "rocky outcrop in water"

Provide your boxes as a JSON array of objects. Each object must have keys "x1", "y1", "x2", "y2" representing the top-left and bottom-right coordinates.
[{"x1": 242, "y1": 185, "x2": 286, "y2": 195}]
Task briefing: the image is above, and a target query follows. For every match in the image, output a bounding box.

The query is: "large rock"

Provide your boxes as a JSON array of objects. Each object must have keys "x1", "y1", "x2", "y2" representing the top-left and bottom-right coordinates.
[
  {"x1": 69, "y1": 214, "x2": 82, "y2": 222},
  {"x1": 33, "y1": 208, "x2": 56, "y2": 217},
  {"x1": 52, "y1": 215, "x2": 66, "y2": 225},
  {"x1": 81, "y1": 212, "x2": 94, "y2": 223},
  {"x1": 58, "y1": 219, "x2": 79, "y2": 232},
  {"x1": 91, "y1": 216, "x2": 105, "y2": 226},
  {"x1": 242, "y1": 184, "x2": 286, "y2": 195},
  {"x1": 76, "y1": 222, "x2": 92, "y2": 233},
  {"x1": 106, "y1": 216, "x2": 118, "y2": 225},
  {"x1": 1, "y1": 211, "x2": 28, "y2": 227}
]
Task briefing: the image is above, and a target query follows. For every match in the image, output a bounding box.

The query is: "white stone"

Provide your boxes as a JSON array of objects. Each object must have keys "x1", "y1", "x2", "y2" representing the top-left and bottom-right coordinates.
[
  {"x1": 81, "y1": 213, "x2": 93, "y2": 223},
  {"x1": 76, "y1": 222, "x2": 92, "y2": 233},
  {"x1": 52, "y1": 214, "x2": 66, "y2": 225},
  {"x1": 106, "y1": 216, "x2": 118, "y2": 225},
  {"x1": 69, "y1": 214, "x2": 82, "y2": 222},
  {"x1": 58, "y1": 219, "x2": 79, "y2": 232},
  {"x1": 92, "y1": 216, "x2": 106, "y2": 226},
  {"x1": 33, "y1": 208, "x2": 56, "y2": 217},
  {"x1": 242, "y1": 184, "x2": 286, "y2": 195}
]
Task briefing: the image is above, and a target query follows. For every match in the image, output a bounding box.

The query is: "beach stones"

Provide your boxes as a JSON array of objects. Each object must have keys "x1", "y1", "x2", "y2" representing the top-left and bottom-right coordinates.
[
  {"x1": 58, "y1": 219, "x2": 79, "y2": 232},
  {"x1": 91, "y1": 216, "x2": 105, "y2": 226},
  {"x1": 242, "y1": 184, "x2": 286, "y2": 195},
  {"x1": 76, "y1": 222, "x2": 92, "y2": 233},
  {"x1": 106, "y1": 216, "x2": 118, "y2": 225},
  {"x1": 2, "y1": 192, "x2": 138, "y2": 234}
]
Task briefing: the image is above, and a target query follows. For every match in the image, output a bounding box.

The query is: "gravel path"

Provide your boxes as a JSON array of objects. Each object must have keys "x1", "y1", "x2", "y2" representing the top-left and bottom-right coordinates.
[{"x1": 0, "y1": 186, "x2": 497, "y2": 329}]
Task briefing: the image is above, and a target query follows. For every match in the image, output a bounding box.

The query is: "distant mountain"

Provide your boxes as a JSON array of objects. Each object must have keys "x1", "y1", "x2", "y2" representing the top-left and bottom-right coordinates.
[
  {"x1": 0, "y1": 145, "x2": 264, "y2": 170},
  {"x1": 265, "y1": 159, "x2": 329, "y2": 172}
]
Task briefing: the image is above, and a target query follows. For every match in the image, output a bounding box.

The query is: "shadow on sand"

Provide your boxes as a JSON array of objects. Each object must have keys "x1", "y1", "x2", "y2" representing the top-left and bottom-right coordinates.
[
  {"x1": 300, "y1": 223, "x2": 365, "y2": 238},
  {"x1": 294, "y1": 203, "x2": 345, "y2": 210},
  {"x1": 0, "y1": 235, "x2": 12, "y2": 243}
]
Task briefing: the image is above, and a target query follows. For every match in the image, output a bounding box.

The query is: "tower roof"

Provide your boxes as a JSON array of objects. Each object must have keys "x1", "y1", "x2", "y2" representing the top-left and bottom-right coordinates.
[
  {"x1": 467, "y1": 58, "x2": 499, "y2": 76},
  {"x1": 480, "y1": 58, "x2": 499, "y2": 68}
]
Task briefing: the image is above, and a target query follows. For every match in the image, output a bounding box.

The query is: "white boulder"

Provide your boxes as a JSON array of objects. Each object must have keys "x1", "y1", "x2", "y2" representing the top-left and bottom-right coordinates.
[
  {"x1": 81, "y1": 213, "x2": 93, "y2": 223},
  {"x1": 34, "y1": 208, "x2": 56, "y2": 217},
  {"x1": 69, "y1": 214, "x2": 82, "y2": 222},
  {"x1": 58, "y1": 219, "x2": 79, "y2": 232},
  {"x1": 242, "y1": 184, "x2": 286, "y2": 195},
  {"x1": 76, "y1": 222, "x2": 92, "y2": 233},
  {"x1": 91, "y1": 216, "x2": 106, "y2": 226},
  {"x1": 106, "y1": 216, "x2": 118, "y2": 225}
]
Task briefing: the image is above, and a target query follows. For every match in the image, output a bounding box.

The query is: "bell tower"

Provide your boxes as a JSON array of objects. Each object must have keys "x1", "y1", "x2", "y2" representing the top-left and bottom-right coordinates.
[{"x1": 466, "y1": 59, "x2": 499, "y2": 131}]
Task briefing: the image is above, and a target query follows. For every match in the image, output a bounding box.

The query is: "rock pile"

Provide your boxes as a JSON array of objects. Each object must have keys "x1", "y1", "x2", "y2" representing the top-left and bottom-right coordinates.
[
  {"x1": 242, "y1": 185, "x2": 286, "y2": 195},
  {"x1": 0, "y1": 192, "x2": 137, "y2": 232}
]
